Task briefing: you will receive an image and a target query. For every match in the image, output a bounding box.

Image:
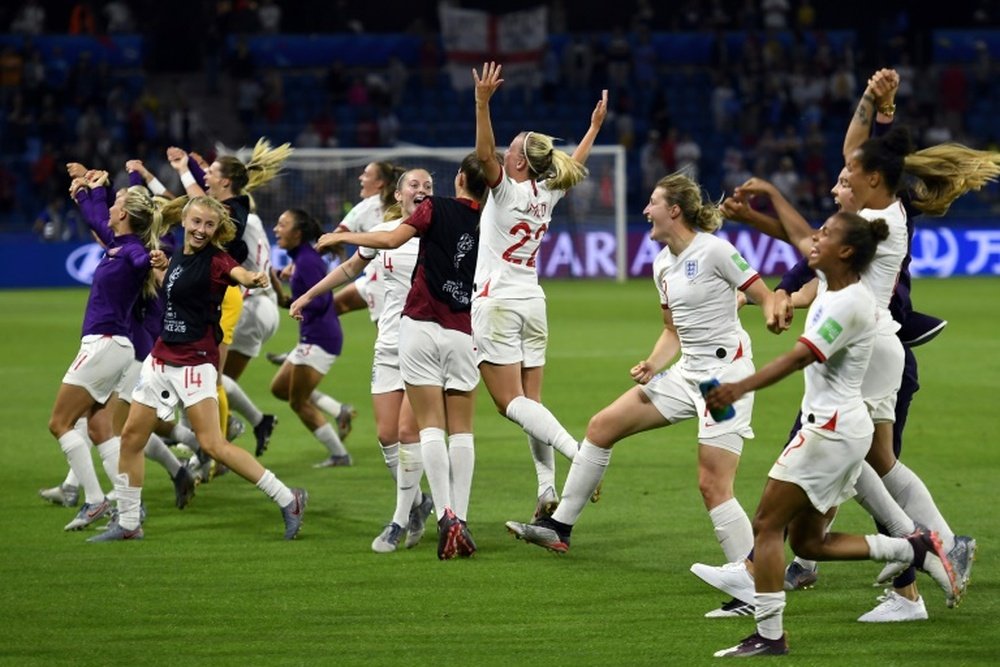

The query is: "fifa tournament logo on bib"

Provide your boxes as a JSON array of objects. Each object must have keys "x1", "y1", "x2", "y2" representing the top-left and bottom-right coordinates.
[{"x1": 685, "y1": 260, "x2": 698, "y2": 279}]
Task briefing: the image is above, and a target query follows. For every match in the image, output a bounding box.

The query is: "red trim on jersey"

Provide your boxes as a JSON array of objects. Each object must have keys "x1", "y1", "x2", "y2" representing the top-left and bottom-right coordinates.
[
  {"x1": 530, "y1": 179, "x2": 537, "y2": 196},
  {"x1": 733, "y1": 340, "x2": 744, "y2": 360},
  {"x1": 798, "y1": 336, "x2": 827, "y2": 362},
  {"x1": 819, "y1": 411, "x2": 838, "y2": 431},
  {"x1": 739, "y1": 274, "x2": 761, "y2": 291},
  {"x1": 478, "y1": 278, "x2": 491, "y2": 298},
  {"x1": 489, "y1": 167, "x2": 503, "y2": 189}
]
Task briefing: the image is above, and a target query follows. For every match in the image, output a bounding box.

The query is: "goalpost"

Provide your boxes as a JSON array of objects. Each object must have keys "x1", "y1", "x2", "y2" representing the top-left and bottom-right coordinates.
[{"x1": 251, "y1": 145, "x2": 629, "y2": 282}]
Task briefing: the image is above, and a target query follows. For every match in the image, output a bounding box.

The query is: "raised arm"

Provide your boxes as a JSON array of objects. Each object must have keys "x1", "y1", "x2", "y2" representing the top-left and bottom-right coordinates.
[
  {"x1": 571, "y1": 89, "x2": 608, "y2": 166},
  {"x1": 167, "y1": 147, "x2": 206, "y2": 197},
  {"x1": 473, "y1": 61, "x2": 504, "y2": 186},
  {"x1": 721, "y1": 196, "x2": 789, "y2": 242},
  {"x1": 289, "y1": 251, "x2": 373, "y2": 320},
  {"x1": 843, "y1": 68, "x2": 899, "y2": 160},
  {"x1": 317, "y1": 224, "x2": 416, "y2": 252},
  {"x1": 733, "y1": 177, "x2": 813, "y2": 256},
  {"x1": 126, "y1": 159, "x2": 173, "y2": 198}
]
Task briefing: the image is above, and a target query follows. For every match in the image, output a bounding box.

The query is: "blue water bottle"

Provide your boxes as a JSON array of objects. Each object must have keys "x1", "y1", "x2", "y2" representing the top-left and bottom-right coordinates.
[{"x1": 699, "y1": 378, "x2": 736, "y2": 422}]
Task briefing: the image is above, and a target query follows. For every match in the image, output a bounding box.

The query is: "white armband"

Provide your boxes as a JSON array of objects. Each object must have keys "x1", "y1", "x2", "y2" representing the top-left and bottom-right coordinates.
[
  {"x1": 180, "y1": 171, "x2": 197, "y2": 189},
  {"x1": 147, "y1": 177, "x2": 167, "y2": 196}
]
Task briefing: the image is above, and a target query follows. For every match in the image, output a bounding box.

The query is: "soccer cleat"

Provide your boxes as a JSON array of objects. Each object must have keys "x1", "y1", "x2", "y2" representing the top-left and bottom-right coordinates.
[
  {"x1": 714, "y1": 632, "x2": 788, "y2": 657},
  {"x1": 874, "y1": 560, "x2": 911, "y2": 586},
  {"x1": 187, "y1": 452, "x2": 214, "y2": 484},
  {"x1": 100, "y1": 503, "x2": 146, "y2": 531},
  {"x1": 705, "y1": 597, "x2": 755, "y2": 618},
  {"x1": 39, "y1": 483, "x2": 80, "y2": 507},
  {"x1": 405, "y1": 492, "x2": 435, "y2": 549},
  {"x1": 437, "y1": 508, "x2": 462, "y2": 560},
  {"x1": 172, "y1": 465, "x2": 196, "y2": 510},
  {"x1": 371, "y1": 522, "x2": 406, "y2": 553},
  {"x1": 456, "y1": 520, "x2": 477, "y2": 557},
  {"x1": 532, "y1": 486, "x2": 559, "y2": 521},
  {"x1": 690, "y1": 560, "x2": 755, "y2": 606},
  {"x1": 946, "y1": 535, "x2": 977, "y2": 608},
  {"x1": 265, "y1": 351, "x2": 288, "y2": 366},
  {"x1": 87, "y1": 521, "x2": 144, "y2": 542},
  {"x1": 505, "y1": 517, "x2": 571, "y2": 554},
  {"x1": 64, "y1": 498, "x2": 112, "y2": 531},
  {"x1": 253, "y1": 414, "x2": 277, "y2": 457},
  {"x1": 907, "y1": 529, "x2": 960, "y2": 604},
  {"x1": 280, "y1": 488, "x2": 308, "y2": 540},
  {"x1": 857, "y1": 590, "x2": 928, "y2": 623},
  {"x1": 313, "y1": 454, "x2": 353, "y2": 468},
  {"x1": 226, "y1": 414, "x2": 246, "y2": 441},
  {"x1": 336, "y1": 404, "x2": 356, "y2": 441},
  {"x1": 784, "y1": 561, "x2": 819, "y2": 591}
]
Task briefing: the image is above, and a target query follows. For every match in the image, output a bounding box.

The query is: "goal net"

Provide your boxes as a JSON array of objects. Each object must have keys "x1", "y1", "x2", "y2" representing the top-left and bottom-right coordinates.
[{"x1": 249, "y1": 145, "x2": 629, "y2": 281}]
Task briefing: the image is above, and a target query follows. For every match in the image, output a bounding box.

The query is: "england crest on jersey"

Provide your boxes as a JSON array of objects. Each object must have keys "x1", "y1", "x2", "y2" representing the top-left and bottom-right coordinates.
[{"x1": 685, "y1": 260, "x2": 698, "y2": 279}]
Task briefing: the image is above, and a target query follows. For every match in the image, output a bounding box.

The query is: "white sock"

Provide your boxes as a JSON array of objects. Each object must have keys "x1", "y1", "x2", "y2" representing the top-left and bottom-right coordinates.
[
  {"x1": 222, "y1": 374, "x2": 263, "y2": 426},
  {"x1": 62, "y1": 468, "x2": 79, "y2": 487},
  {"x1": 448, "y1": 433, "x2": 474, "y2": 522},
  {"x1": 854, "y1": 461, "x2": 915, "y2": 537},
  {"x1": 506, "y1": 396, "x2": 577, "y2": 461},
  {"x1": 392, "y1": 442, "x2": 423, "y2": 527},
  {"x1": 754, "y1": 591, "x2": 786, "y2": 640},
  {"x1": 882, "y1": 461, "x2": 955, "y2": 551},
  {"x1": 420, "y1": 427, "x2": 451, "y2": 517},
  {"x1": 314, "y1": 423, "x2": 349, "y2": 457},
  {"x1": 528, "y1": 434, "x2": 556, "y2": 498},
  {"x1": 114, "y1": 472, "x2": 143, "y2": 531},
  {"x1": 59, "y1": 430, "x2": 104, "y2": 504},
  {"x1": 144, "y1": 433, "x2": 181, "y2": 477},
  {"x1": 864, "y1": 534, "x2": 915, "y2": 562},
  {"x1": 310, "y1": 390, "x2": 342, "y2": 416},
  {"x1": 381, "y1": 442, "x2": 399, "y2": 481},
  {"x1": 95, "y1": 437, "x2": 121, "y2": 485},
  {"x1": 709, "y1": 497, "x2": 755, "y2": 563},
  {"x1": 255, "y1": 469, "x2": 294, "y2": 507},
  {"x1": 170, "y1": 422, "x2": 201, "y2": 451},
  {"x1": 552, "y1": 439, "x2": 611, "y2": 526}
]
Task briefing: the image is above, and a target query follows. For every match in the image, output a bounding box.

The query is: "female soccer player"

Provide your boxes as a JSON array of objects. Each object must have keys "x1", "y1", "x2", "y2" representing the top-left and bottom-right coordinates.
[
  {"x1": 472, "y1": 61, "x2": 607, "y2": 515},
  {"x1": 269, "y1": 209, "x2": 351, "y2": 467},
  {"x1": 49, "y1": 169, "x2": 162, "y2": 532},
  {"x1": 292, "y1": 168, "x2": 435, "y2": 553},
  {"x1": 709, "y1": 212, "x2": 958, "y2": 657},
  {"x1": 90, "y1": 196, "x2": 306, "y2": 542},
  {"x1": 317, "y1": 154, "x2": 488, "y2": 560},
  {"x1": 506, "y1": 172, "x2": 774, "y2": 561}
]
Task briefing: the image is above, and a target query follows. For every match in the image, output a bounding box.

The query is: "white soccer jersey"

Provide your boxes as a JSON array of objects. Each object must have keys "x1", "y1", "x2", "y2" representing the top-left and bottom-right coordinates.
[
  {"x1": 359, "y1": 219, "x2": 420, "y2": 357},
  {"x1": 797, "y1": 280, "x2": 877, "y2": 436},
  {"x1": 858, "y1": 200, "x2": 907, "y2": 334},
  {"x1": 337, "y1": 194, "x2": 384, "y2": 233},
  {"x1": 473, "y1": 170, "x2": 566, "y2": 301},
  {"x1": 652, "y1": 232, "x2": 759, "y2": 372},
  {"x1": 241, "y1": 212, "x2": 275, "y2": 300}
]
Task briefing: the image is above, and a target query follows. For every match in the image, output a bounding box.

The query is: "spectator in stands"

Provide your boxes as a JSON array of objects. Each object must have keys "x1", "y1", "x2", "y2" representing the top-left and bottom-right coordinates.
[
  {"x1": 10, "y1": 0, "x2": 45, "y2": 34},
  {"x1": 68, "y1": 2, "x2": 98, "y2": 35},
  {"x1": 640, "y1": 130, "x2": 665, "y2": 192},
  {"x1": 103, "y1": 0, "x2": 134, "y2": 32},
  {"x1": 257, "y1": 0, "x2": 282, "y2": 33},
  {"x1": 675, "y1": 131, "x2": 702, "y2": 182}
]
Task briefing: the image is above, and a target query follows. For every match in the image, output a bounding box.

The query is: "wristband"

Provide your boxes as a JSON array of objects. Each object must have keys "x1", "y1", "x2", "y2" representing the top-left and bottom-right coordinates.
[
  {"x1": 148, "y1": 178, "x2": 167, "y2": 195},
  {"x1": 180, "y1": 171, "x2": 196, "y2": 188},
  {"x1": 878, "y1": 102, "x2": 896, "y2": 116}
]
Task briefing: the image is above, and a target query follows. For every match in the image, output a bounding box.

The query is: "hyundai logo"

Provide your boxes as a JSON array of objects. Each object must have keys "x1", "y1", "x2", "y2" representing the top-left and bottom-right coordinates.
[{"x1": 65, "y1": 243, "x2": 106, "y2": 285}]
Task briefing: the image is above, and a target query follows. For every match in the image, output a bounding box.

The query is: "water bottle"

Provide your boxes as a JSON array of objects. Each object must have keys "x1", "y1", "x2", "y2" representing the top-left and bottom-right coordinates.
[{"x1": 699, "y1": 378, "x2": 736, "y2": 422}]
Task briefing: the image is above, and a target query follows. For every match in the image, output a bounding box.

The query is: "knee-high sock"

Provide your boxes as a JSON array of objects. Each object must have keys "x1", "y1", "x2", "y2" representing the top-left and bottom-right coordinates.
[
  {"x1": 710, "y1": 497, "x2": 755, "y2": 563},
  {"x1": 255, "y1": 469, "x2": 294, "y2": 507},
  {"x1": 144, "y1": 433, "x2": 181, "y2": 478},
  {"x1": 59, "y1": 430, "x2": 104, "y2": 504},
  {"x1": 882, "y1": 461, "x2": 955, "y2": 551},
  {"x1": 392, "y1": 442, "x2": 423, "y2": 528},
  {"x1": 62, "y1": 468, "x2": 79, "y2": 487},
  {"x1": 755, "y1": 592, "x2": 786, "y2": 641},
  {"x1": 420, "y1": 427, "x2": 451, "y2": 517},
  {"x1": 310, "y1": 390, "x2": 342, "y2": 416},
  {"x1": 528, "y1": 434, "x2": 556, "y2": 498},
  {"x1": 552, "y1": 439, "x2": 611, "y2": 526},
  {"x1": 854, "y1": 461, "x2": 915, "y2": 537},
  {"x1": 222, "y1": 374, "x2": 263, "y2": 426},
  {"x1": 170, "y1": 422, "x2": 202, "y2": 454},
  {"x1": 313, "y1": 423, "x2": 348, "y2": 456},
  {"x1": 95, "y1": 437, "x2": 120, "y2": 486},
  {"x1": 114, "y1": 472, "x2": 143, "y2": 531},
  {"x1": 216, "y1": 384, "x2": 229, "y2": 433},
  {"x1": 448, "y1": 433, "x2": 474, "y2": 522},
  {"x1": 380, "y1": 441, "x2": 399, "y2": 481},
  {"x1": 864, "y1": 534, "x2": 916, "y2": 562},
  {"x1": 506, "y1": 396, "x2": 577, "y2": 461}
]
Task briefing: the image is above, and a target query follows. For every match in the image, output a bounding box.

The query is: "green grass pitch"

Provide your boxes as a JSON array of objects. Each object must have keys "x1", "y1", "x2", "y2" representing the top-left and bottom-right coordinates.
[{"x1": 0, "y1": 278, "x2": 996, "y2": 666}]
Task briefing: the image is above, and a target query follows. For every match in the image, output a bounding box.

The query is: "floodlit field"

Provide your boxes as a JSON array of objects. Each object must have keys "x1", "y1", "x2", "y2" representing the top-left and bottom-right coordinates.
[{"x1": 0, "y1": 278, "x2": 996, "y2": 666}]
